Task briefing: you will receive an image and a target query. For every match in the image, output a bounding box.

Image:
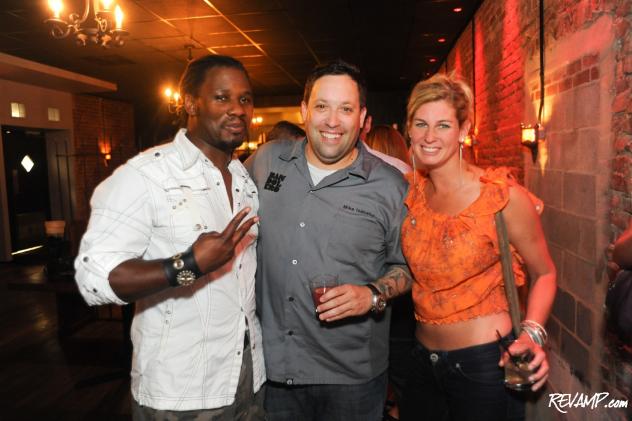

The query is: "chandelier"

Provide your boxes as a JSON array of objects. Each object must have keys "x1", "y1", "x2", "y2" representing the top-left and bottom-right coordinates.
[{"x1": 45, "y1": 0, "x2": 128, "y2": 47}]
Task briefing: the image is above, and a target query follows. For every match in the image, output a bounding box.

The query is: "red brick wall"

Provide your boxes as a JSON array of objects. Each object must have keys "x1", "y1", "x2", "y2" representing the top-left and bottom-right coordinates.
[
  {"x1": 444, "y1": 0, "x2": 632, "y2": 418},
  {"x1": 71, "y1": 95, "x2": 136, "y2": 221}
]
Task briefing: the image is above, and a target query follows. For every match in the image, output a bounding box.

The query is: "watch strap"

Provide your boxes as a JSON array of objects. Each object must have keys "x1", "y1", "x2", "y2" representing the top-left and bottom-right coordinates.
[
  {"x1": 366, "y1": 283, "x2": 382, "y2": 312},
  {"x1": 163, "y1": 247, "x2": 202, "y2": 287}
]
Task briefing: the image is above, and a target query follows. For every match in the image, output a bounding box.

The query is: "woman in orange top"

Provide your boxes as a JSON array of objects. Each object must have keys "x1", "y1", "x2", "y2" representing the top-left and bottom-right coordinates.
[{"x1": 400, "y1": 74, "x2": 556, "y2": 421}]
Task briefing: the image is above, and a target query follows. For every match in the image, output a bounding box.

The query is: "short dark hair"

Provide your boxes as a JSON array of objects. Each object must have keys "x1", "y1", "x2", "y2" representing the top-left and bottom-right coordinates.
[
  {"x1": 267, "y1": 120, "x2": 305, "y2": 142},
  {"x1": 303, "y1": 59, "x2": 367, "y2": 107},
  {"x1": 178, "y1": 55, "x2": 249, "y2": 99}
]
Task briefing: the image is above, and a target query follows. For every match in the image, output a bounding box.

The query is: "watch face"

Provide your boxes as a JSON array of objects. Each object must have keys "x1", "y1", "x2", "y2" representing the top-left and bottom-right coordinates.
[
  {"x1": 376, "y1": 297, "x2": 387, "y2": 312},
  {"x1": 176, "y1": 270, "x2": 196, "y2": 286}
]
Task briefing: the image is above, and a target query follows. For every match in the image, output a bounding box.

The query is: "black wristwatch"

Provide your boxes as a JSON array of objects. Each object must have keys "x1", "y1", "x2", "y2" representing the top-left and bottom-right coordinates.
[
  {"x1": 163, "y1": 247, "x2": 202, "y2": 287},
  {"x1": 366, "y1": 283, "x2": 387, "y2": 313}
]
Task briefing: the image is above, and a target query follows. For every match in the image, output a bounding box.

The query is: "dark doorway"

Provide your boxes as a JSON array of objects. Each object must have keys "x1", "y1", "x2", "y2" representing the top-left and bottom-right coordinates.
[{"x1": 2, "y1": 126, "x2": 51, "y2": 253}]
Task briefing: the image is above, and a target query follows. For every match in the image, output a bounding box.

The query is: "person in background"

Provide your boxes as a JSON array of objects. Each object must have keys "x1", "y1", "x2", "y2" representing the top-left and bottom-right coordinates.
[
  {"x1": 246, "y1": 59, "x2": 412, "y2": 421},
  {"x1": 400, "y1": 73, "x2": 556, "y2": 421},
  {"x1": 364, "y1": 124, "x2": 414, "y2": 421},
  {"x1": 74, "y1": 55, "x2": 265, "y2": 420},
  {"x1": 365, "y1": 125, "x2": 412, "y2": 175},
  {"x1": 613, "y1": 225, "x2": 632, "y2": 269},
  {"x1": 266, "y1": 120, "x2": 306, "y2": 142}
]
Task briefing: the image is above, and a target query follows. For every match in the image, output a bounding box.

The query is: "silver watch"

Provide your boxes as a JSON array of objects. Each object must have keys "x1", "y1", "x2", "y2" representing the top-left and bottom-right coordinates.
[{"x1": 366, "y1": 284, "x2": 387, "y2": 313}]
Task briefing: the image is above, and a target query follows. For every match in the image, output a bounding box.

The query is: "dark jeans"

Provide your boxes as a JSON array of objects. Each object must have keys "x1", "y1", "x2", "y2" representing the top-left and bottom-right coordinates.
[
  {"x1": 265, "y1": 371, "x2": 388, "y2": 421},
  {"x1": 401, "y1": 338, "x2": 525, "y2": 421}
]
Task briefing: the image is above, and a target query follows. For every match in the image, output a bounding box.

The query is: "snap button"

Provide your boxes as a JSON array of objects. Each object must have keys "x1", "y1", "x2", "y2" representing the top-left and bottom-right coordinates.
[
  {"x1": 194, "y1": 224, "x2": 202, "y2": 231},
  {"x1": 299, "y1": 222, "x2": 305, "y2": 228},
  {"x1": 286, "y1": 378, "x2": 293, "y2": 385},
  {"x1": 83, "y1": 256, "x2": 89, "y2": 262},
  {"x1": 430, "y1": 353, "x2": 439, "y2": 363},
  {"x1": 291, "y1": 259, "x2": 298, "y2": 265}
]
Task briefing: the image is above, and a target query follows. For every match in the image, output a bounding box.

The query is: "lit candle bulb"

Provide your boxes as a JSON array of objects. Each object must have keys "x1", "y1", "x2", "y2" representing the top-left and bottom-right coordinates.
[
  {"x1": 48, "y1": 0, "x2": 63, "y2": 19},
  {"x1": 101, "y1": 0, "x2": 113, "y2": 11},
  {"x1": 164, "y1": 88, "x2": 173, "y2": 98},
  {"x1": 114, "y1": 5, "x2": 123, "y2": 29}
]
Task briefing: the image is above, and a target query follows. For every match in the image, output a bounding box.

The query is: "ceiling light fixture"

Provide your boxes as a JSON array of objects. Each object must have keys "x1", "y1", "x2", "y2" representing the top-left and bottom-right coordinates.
[
  {"x1": 438, "y1": 38, "x2": 446, "y2": 43},
  {"x1": 45, "y1": 0, "x2": 128, "y2": 47},
  {"x1": 453, "y1": 7, "x2": 463, "y2": 13}
]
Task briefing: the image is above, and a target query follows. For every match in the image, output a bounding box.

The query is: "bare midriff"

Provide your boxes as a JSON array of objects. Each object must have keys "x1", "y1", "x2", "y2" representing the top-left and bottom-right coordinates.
[{"x1": 415, "y1": 312, "x2": 512, "y2": 350}]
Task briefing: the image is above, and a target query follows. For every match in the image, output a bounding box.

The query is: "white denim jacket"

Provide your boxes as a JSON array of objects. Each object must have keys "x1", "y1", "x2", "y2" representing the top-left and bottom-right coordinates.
[{"x1": 75, "y1": 129, "x2": 265, "y2": 410}]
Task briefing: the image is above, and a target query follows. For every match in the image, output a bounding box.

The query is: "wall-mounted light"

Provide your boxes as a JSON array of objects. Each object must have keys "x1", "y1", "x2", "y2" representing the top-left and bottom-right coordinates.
[
  {"x1": 98, "y1": 136, "x2": 112, "y2": 165},
  {"x1": 164, "y1": 88, "x2": 181, "y2": 114},
  {"x1": 521, "y1": 123, "x2": 545, "y2": 163},
  {"x1": 521, "y1": 0, "x2": 546, "y2": 166}
]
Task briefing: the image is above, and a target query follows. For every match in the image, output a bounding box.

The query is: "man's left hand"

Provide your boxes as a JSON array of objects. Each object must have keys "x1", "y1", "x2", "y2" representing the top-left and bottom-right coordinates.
[{"x1": 316, "y1": 284, "x2": 373, "y2": 322}]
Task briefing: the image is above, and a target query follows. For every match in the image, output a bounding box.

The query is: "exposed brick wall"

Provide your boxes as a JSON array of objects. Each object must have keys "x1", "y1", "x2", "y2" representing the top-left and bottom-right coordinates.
[
  {"x1": 71, "y1": 95, "x2": 136, "y2": 222},
  {"x1": 444, "y1": 0, "x2": 631, "y2": 419}
]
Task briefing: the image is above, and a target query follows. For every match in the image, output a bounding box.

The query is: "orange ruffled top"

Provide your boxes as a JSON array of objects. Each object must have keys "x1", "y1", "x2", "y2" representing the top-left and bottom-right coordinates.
[{"x1": 401, "y1": 167, "x2": 539, "y2": 325}]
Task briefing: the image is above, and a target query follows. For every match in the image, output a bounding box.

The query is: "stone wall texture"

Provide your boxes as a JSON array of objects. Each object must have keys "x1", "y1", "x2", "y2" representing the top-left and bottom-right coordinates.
[{"x1": 445, "y1": 1, "x2": 632, "y2": 420}]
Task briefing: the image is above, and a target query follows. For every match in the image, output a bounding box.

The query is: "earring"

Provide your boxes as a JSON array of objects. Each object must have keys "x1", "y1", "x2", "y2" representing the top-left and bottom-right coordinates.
[
  {"x1": 459, "y1": 139, "x2": 464, "y2": 187},
  {"x1": 410, "y1": 148, "x2": 417, "y2": 186}
]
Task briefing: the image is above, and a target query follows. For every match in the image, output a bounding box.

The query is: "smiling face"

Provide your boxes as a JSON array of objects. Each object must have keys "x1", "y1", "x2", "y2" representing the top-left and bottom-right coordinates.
[
  {"x1": 408, "y1": 99, "x2": 470, "y2": 170},
  {"x1": 301, "y1": 74, "x2": 367, "y2": 169},
  {"x1": 185, "y1": 66, "x2": 253, "y2": 153}
]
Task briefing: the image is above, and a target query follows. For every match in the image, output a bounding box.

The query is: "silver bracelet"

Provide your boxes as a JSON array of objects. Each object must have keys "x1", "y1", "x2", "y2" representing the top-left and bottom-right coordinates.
[{"x1": 520, "y1": 319, "x2": 548, "y2": 346}]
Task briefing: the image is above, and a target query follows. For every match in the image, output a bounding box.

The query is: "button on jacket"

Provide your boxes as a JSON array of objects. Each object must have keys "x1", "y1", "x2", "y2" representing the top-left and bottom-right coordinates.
[
  {"x1": 75, "y1": 129, "x2": 265, "y2": 411},
  {"x1": 245, "y1": 139, "x2": 408, "y2": 385}
]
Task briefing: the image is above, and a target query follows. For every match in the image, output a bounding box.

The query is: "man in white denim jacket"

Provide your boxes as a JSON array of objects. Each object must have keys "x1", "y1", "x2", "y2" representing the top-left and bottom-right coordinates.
[{"x1": 74, "y1": 55, "x2": 265, "y2": 420}]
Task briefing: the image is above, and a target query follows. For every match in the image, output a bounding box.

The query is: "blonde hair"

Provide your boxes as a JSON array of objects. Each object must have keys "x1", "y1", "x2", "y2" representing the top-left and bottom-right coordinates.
[
  {"x1": 365, "y1": 125, "x2": 411, "y2": 165},
  {"x1": 406, "y1": 73, "x2": 473, "y2": 127}
]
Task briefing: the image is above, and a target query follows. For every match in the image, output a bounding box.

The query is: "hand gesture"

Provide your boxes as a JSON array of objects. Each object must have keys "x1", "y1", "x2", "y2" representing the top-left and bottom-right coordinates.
[
  {"x1": 316, "y1": 284, "x2": 373, "y2": 322},
  {"x1": 192, "y1": 207, "x2": 258, "y2": 274}
]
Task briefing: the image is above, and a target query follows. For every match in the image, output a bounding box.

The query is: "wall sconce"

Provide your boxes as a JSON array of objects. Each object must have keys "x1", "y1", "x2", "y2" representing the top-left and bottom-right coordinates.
[
  {"x1": 164, "y1": 88, "x2": 181, "y2": 114},
  {"x1": 251, "y1": 116, "x2": 263, "y2": 125},
  {"x1": 521, "y1": 123, "x2": 545, "y2": 163},
  {"x1": 463, "y1": 131, "x2": 480, "y2": 163},
  {"x1": 98, "y1": 136, "x2": 112, "y2": 166}
]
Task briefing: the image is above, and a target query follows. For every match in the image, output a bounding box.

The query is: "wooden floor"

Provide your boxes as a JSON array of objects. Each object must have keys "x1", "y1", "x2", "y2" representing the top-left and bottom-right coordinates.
[{"x1": 0, "y1": 253, "x2": 132, "y2": 420}]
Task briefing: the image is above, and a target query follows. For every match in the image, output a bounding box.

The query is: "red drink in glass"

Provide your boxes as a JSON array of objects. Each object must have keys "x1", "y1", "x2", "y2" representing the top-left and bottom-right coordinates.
[{"x1": 308, "y1": 274, "x2": 338, "y2": 314}]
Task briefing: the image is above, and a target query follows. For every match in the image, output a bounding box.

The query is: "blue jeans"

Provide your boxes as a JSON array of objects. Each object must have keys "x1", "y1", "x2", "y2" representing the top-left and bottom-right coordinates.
[
  {"x1": 401, "y1": 338, "x2": 525, "y2": 421},
  {"x1": 264, "y1": 371, "x2": 387, "y2": 421}
]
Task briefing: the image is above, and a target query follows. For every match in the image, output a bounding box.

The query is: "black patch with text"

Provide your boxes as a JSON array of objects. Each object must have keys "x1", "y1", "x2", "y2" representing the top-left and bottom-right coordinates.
[{"x1": 264, "y1": 172, "x2": 286, "y2": 192}]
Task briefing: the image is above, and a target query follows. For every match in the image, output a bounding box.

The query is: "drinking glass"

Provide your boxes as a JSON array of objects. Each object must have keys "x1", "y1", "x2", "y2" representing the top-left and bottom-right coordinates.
[{"x1": 308, "y1": 274, "x2": 339, "y2": 313}]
